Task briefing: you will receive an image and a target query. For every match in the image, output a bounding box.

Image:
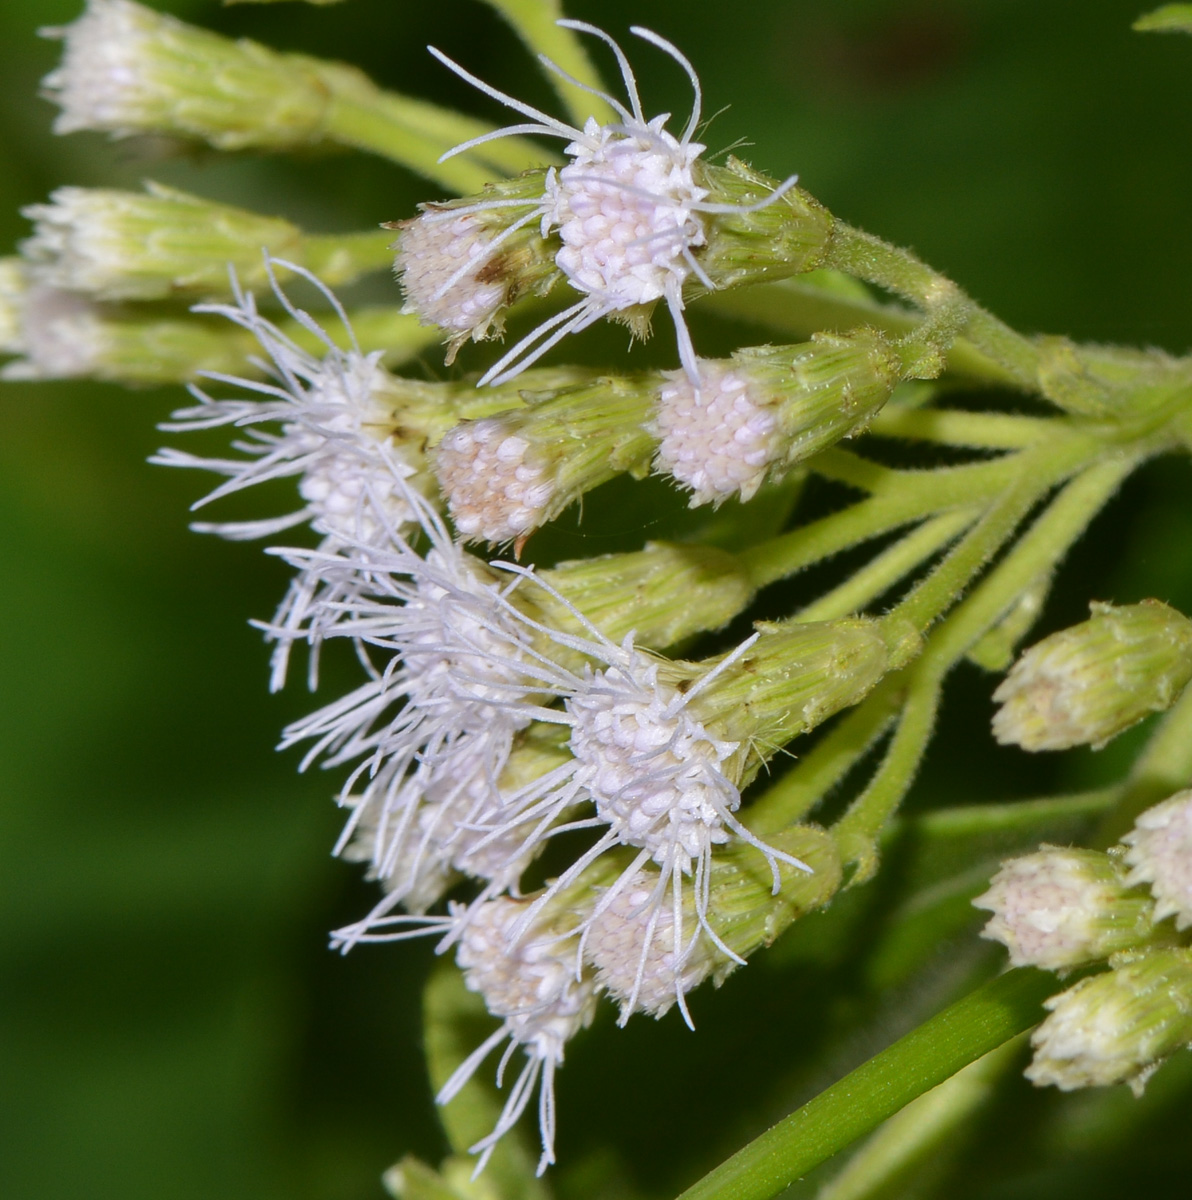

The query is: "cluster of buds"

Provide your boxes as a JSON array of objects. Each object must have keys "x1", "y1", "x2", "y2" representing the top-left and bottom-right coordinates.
[{"x1": 975, "y1": 790, "x2": 1192, "y2": 1094}]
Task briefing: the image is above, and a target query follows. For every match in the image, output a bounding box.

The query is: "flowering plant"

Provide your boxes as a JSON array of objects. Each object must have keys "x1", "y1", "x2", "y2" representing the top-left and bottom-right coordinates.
[{"x1": 6, "y1": 2, "x2": 1192, "y2": 1198}]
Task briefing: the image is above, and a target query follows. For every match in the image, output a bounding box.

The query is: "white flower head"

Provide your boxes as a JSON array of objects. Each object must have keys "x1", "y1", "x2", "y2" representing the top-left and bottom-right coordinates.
[
  {"x1": 150, "y1": 257, "x2": 428, "y2": 688},
  {"x1": 271, "y1": 514, "x2": 577, "y2": 925},
  {"x1": 440, "y1": 896, "x2": 597, "y2": 1176},
  {"x1": 394, "y1": 208, "x2": 511, "y2": 354},
  {"x1": 427, "y1": 21, "x2": 796, "y2": 387},
  {"x1": 450, "y1": 564, "x2": 809, "y2": 964},
  {"x1": 1123, "y1": 790, "x2": 1192, "y2": 929},
  {"x1": 652, "y1": 358, "x2": 781, "y2": 505}
]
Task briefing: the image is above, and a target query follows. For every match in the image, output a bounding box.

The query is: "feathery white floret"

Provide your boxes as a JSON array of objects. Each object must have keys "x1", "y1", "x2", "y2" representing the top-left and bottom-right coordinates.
[
  {"x1": 585, "y1": 872, "x2": 720, "y2": 1023},
  {"x1": 425, "y1": 21, "x2": 795, "y2": 386},
  {"x1": 151, "y1": 260, "x2": 428, "y2": 689},
  {"x1": 652, "y1": 360, "x2": 780, "y2": 504},
  {"x1": 440, "y1": 896, "x2": 597, "y2": 1175},
  {"x1": 1124, "y1": 791, "x2": 1192, "y2": 930}
]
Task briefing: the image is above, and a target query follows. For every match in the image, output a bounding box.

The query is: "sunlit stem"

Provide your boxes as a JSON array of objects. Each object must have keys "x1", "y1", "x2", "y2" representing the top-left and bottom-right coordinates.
[
  {"x1": 478, "y1": 0, "x2": 617, "y2": 126},
  {"x1": 866, "y1": 407, "x2": 1061, "y2": 450},
  {"x1": 884, "y1": 434, "x2": 1106, "y2": 638}
]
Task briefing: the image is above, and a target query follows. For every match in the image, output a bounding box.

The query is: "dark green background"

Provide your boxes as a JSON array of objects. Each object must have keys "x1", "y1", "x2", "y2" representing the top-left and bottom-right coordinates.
[{"x1": 3, "y1": 2, "x2": 1192, "y2": 1198}]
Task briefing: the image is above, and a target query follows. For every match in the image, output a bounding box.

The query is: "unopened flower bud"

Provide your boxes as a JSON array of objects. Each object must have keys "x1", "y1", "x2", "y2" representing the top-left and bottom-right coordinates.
[
  {"x1": 434, "y1": 375, "x2": 655, "y2": 545},
  {"x1": 40, "y1": 0, "x2": 526, "y2": 191},
  {"x1": 42, "y1": 0, "x2": 337, "y2": 150},
  {"x1": 973, "y1": 847, "x2": 1156, "y2": 971},
  {"x1": 20, "y1": 184, "x2": 392, "y2": 301},
  {"x1": 1026, "y1": 948, "x2": 1192, "y2": 1094},
  {"x1": 652, "y1": 330, "x2": 902, "y2": 506},
  {"x1": 1, "y1": 282, "x2": 262, "y2": 384},
  {"x1": 992, "y1": 600, "x2": 1192, "y2": 751},
  {"x1": 694, "y1": 158, "x2": 835, "y2": 291},
  {"x1": 1123, "y1": 791, "x2": 1192, "y2": 929},
  {"x1": 394, "y1": 172, "x2": 560, "y2": 360},
  {"x1": 690, "y1": 616, "x2": 898, "y2": 783},
  {"x1": 538, "y1": 541, "x2": 755, "y2": 651}
]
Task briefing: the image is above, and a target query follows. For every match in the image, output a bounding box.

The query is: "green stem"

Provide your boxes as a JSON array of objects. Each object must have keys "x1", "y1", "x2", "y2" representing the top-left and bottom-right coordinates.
[
  {"x1": 320, "y1": 78, "x2": 551, "y2": 193},
  {"x1": 867, "y1": 407, "x2": 1060, "y2": 450},
  {"x1": 835, "y1": 456, "x2": 1137, "y2": 864},
  {"x1": 913, "y1": 788, "x2": 1119, "y2": 841},
  {"x1": 672, "y1": 968, "x2": 1058, "y2": 1200},
  {"x1": 703, "y1": 279, "x2": 1023, "y2": 390},
  {"x1": 302, "y1": 228, "x2": 397, "y2": 284},
  {"x1": 740, "y1": 449, "x2": 1071, "y2": 590},
  {"x1": 918, "y1": 455, "x2": 1140, "y2": 670},
  {"x1": 814, "y1": 1038, "x2": 1024, "y2": 1200},
  {"x1": 746, "y1": 683, "x2": 902, "y2": 835},
  {"x1": 796, "y1": 509, "x2": 978, "y2": 623},
  {"x1": 832, "y1": 676, "x2": 941, "y2": 875},
  {"x1": 477, "y1": 0, "x2": 616, "y2": 126},
  {"x1": 884, "y1": 436, "x2": 1104, "y2": 637},
  {"x1": 825, "y1": 223, "x2": 1043, "y2": 393}
]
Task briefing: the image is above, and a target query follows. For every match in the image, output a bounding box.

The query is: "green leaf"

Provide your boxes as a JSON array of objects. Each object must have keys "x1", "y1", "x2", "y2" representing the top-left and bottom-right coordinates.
[{"x1": 673, "y1": 968, "x2": 1059, "y2": 1200}]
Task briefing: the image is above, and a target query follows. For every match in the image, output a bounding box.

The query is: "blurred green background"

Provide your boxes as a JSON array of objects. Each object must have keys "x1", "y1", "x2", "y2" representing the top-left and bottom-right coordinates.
[{"x1": 3, "y1": 1, "x2": 1192, "y2": 1198}]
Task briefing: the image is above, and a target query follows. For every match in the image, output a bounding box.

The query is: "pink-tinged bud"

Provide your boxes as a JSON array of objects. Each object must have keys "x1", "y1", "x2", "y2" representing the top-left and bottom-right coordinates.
[{"x1": 993, "y1": 600, "x2": 1192, "y2": 751}]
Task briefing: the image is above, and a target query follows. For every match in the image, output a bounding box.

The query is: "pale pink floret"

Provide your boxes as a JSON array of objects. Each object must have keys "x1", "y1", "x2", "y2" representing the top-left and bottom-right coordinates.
[
  {"x1": 395, "y1": 211, "x2": 507, "y2": 345},
  {"x1": 1124, "y1": 791, "x2": 1192, "y2": 929},
  {"x1": 653, "y1": 360, "x2": 780, "y2": 505},
  {"x1": 974, "y1": 849, "x2": 1128, "y2": 971},
  {"x1": 436, "y1": 417, "x2": 555, "y2": 543}
]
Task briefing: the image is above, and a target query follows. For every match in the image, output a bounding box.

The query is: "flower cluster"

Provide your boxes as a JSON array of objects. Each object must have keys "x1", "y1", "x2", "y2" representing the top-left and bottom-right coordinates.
[
  {"x1": 11, "y1": 1, "x2": 1069, "y2": 1184},
  {"x1": 975, "y1": 790, "x2": 1192, "y2": 1094}
]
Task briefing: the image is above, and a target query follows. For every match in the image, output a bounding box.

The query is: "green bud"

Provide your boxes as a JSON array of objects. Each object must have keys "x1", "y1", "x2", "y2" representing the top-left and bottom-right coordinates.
[
  {"x1": 974, "y1": 846, "x2": 1158, "y2": 972},
  {"x1": 539, "y1": 541, "x2": 756, "y2": 651},
  {"x1": 1026, "y1": 948, "x2": 1192, "y2": 1094},
  {"x1": 40, "y1": 0, "x2": 535, "y2": 192},
  {"x1": 433, "y1": 375, "x2": 656, "y2": 547},
  {"x1": 20, "y1": 184, "x2": 392, "y2": 301},
  {"x1": 1, "y1": 284, "x2": 263, "y2": 384},
  {"x1": 652, "y1": 329, "x2": 903, "y2": 506},
  {"x1": 695, "y1": 157, "x2": 835, "y2": 291},
  {"x1": 993, "y1": 600, "x2": 1192, "y2": 751},
  {"x1": 690, "y1": 615, "x2": 897, "y2": 783}
]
